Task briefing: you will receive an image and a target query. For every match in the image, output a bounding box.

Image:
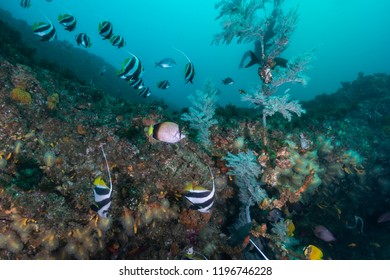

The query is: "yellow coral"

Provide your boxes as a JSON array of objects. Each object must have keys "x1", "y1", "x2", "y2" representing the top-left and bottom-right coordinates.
[
  {"x1": 47, "y1": 93, "x2": 59, "y2": 110},
  {"x1": 11, "y1": 87, "x2": 32, "y2": 105}
]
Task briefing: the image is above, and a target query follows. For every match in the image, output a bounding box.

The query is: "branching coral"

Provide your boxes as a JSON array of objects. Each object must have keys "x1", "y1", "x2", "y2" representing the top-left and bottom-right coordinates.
[
  {"x1": 224, "y1": 150, "x2": 268, "y2": 206},
  {"x1": 181, "y1": 81, "x2": 219, "y2": 148},
  {"x1": 242, "y1": 91, "x2": 305, "y2": 147}
]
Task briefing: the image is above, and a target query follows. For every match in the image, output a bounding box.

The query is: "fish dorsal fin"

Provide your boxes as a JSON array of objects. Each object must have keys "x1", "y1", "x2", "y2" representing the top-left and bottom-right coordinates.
[
  {"x1": 93, "y1": 176, "x2": 107, "y2": 188},
  {"x1": 39, "y1": 10, "x2": 52, "y2": 25},
  {"x1": 100, "y1": 145, "x2": 112, "y2": 191},
  {"x1": 173, "y1": 47, "x2": 191, "y2": 63}
]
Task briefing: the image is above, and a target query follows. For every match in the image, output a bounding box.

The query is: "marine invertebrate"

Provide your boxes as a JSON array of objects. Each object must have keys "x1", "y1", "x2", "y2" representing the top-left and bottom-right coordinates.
[
  {"x1": 43, "y1": 150, "x2": 56, "y2": 168},
  {"x1": 47, "y1": 92, "x2": 59, "y2": 110},
  {"x1": 10, "y1": 87, "x2": 32, "y2": 105},
  {"x1": 181, "y1": 80, "x2": 218, "y2": 148},
  {"x1": 242, "y1": 91, "x2": 305, "y2": 148},
  {"x1": 224, "y1": 150, "x2": 268, "y2": 206}
]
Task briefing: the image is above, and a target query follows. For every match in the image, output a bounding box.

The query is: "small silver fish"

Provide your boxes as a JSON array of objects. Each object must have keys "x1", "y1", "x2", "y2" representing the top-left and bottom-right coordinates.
[{"x1": 155, "y1": 58, "x2": 176, "y2": 68}]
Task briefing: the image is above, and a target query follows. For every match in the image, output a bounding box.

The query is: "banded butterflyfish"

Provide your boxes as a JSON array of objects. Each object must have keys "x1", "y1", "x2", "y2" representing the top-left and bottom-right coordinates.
[
  {"x1": 129, "y1": 78, "x2": 145, "y2": 90},
  {"x1": 173, "y1": 47, "x2": 195, "y2": 84},
  {"x1": 157, "y1": 80, "x2": 170, "y2": 90},
  {"x1": 184, "y1": 166, "x2": 215, "y2": 213},
  {"x1": 58, "y1": 14, "x2": 77, "y2": 32},
  {"x1": 117, "y1": 54, "x2": 143, "y2": 81},
  {"x1": 138, "y1": 86, "x2": 152, "y2": 98},
  {"x1": 33, "y1": 18, "x2": 57, "y2": 42},
  {"x1": 98, "y1": 21, "x2": 113, "y2": 40},
  {"x1": 110, "y1": 35, "x2": 126, "y2": 48},
  {"x1": 75, "y1": 33, "x2": 91, "y2": 48},
  {"x1": 92, "y1": 145, "x2": 113, "y2": 218}
]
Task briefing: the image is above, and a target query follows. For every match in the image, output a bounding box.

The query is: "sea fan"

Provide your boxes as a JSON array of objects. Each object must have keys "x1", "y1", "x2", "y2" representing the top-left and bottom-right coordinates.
[
  {"x1": 181, "y1": 81, "x2": 218, "y2": 148},
  {"x1": 242, "y1": 91, "x2": 305, "y2": 121},
  {"x1": 224, "y1": 150, "x2": 268, "y2": 206}
]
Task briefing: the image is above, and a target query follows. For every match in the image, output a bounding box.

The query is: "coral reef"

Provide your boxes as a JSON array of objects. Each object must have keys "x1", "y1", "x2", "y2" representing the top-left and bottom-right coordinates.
[{"x1": 0, "y1": 9, "x2": 389, "y2": 260}]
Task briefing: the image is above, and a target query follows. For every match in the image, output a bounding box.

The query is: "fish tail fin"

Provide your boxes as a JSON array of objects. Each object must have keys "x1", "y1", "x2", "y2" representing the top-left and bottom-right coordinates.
[
  {"x1": 100, "y1": 144, "x2": 112, "y2": 190},
  {"x1": 245, "y1": 51, "x2": 261, "y2": 68},
  {"x1": 173, "y1": 47, "x2": 191, "y2": 63}
]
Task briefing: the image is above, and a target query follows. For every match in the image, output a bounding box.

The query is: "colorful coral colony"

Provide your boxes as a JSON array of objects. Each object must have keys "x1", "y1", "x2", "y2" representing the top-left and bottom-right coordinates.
[{"x1": 0, "y1": 0, "x2": 388, "y2": 260}]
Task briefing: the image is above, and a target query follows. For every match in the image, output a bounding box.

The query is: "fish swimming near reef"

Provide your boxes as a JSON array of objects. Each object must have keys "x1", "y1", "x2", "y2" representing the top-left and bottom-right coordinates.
[
  {"x1": 129, "y1": 77, "x2": 144, "y2": 90},
  {"x1": 184, "y1": 166, "x2": 215, "y2": 213},
  {"x1": 117, "y1": 54, "x2": 143, "y2": 81},
  {"x1": 33, "y1": 18, "x2": 57, "y2": 42},
  {"x1": 313, "y1": 225, "x2": 336, "y2": 242},
  {"x1": 20, "y1": 0, "x2": 31, "y2": 8},
  {"x1": 91, "y1": 145, "x2": 113, "y2": 218},
  {"x1": 100, "y1": 66, "x2": 107, "y2": 76},
  {"x1": 110, "y1": 35, "x2": 126, "y2": 48},
  {"x1": 138, "y1": 86, "x2": 152, "y2": 98},
  {"x1": 58, "y1": 14, "x2": 77, "y2": 31},
  {"x1": 221, "y1": 77, "x2": 234, "y2": 85},
  {"x1": 173, "y1": 47, "x2": 195, "y2": 84},
  {"x1": 98, "y1": 21, "x2": 113, "y2": 40},
  {"x1": 303, "y1": 245, "x2": 323, "y2": 260},
  {"x1": 155, "y1": 58, "x2": 176, "y2": 69},
  {"x1": 377, "y1": 211, "x2": 390, "y2": 223},
  {"x1": 239, "y1": 40, "x2": 288, "y2": 69},
  {"x1": 75, "y1": 33, "x2": 91, "y2": 48},
  {"x1": 148, "y1": 122, "x2": 185, "y2": 143},
  {"x1": 267, "y1": 208, "x2": 283, "y2": 223},
  {"x1": 156, "y1": 80, "x2": 170, "y2": 90}
]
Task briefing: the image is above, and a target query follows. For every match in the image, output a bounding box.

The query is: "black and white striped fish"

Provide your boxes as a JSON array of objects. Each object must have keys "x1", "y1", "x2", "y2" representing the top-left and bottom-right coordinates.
[
  {"x1": 117, "y1": 55, "x2": 143, "y2": 81},
  {"x1": 20, "y1": 0, "x2": 31, "y2": 8},
  {"x1": 110, "y1": 35, "x2": 126, "y2": 48},
  {"x1": 173, "y1": 47, "x2": 195, "y2": 84},
  {"x1": 138, "y1": 86, "x2": 152, "y2": 98},
  {"x1": 75, "y1": 33, "x2": 91, "y2": 48},
  {"x1": 33, "y1": 20, "x2": 57, "y2": 42},
  {"x1": 157, "y1": 80, "x2": 170, "y2": 90},
  {"x1": 129, "y1": 78, "x2": 145, "y2": 90},
  {"x1": 98, "y1": 21, "x2": 113, "y2": 40},
  {"x1": 184, "y1": 62, "x2": 195, "y2": 84},
  {"x1": 58, "y1": 14, "x2": 77, "y2": 32},
  {"x1": 91, "y1": 146, "x2": 113, "y2": 218},
  {"x1": 184, "y1": 166, "x2": 215, "y2": 213}
]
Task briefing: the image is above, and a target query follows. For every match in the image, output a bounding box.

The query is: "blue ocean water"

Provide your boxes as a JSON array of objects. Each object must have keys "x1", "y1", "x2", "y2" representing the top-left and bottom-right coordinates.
[{"x1": 1, "y1": 0, "x2": 389, "y2": 108}]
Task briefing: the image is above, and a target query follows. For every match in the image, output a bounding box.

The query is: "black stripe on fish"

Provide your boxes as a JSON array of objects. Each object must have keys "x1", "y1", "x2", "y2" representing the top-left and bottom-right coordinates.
[
  {"x1": 40, "y1": 27, "x2": 57, "y2": 41},
  {"x1": 34, "y1": 22, "x2": 57, "y2": 41},
  {"x1": 34, "y1": 22, "x2": 52, "y2": 33},
  {"x1": 99, "y1": 21, "x2": 113, "y2": 40},
  {"x1": 118, "y1": 56, "x2": 142, "y2": 80},
  {"x1": 189, "y1": 196, "x2": 214, "y2": 211},
  {"x1": 94, "y1": 186, "x2": 110, "y2": 196},
  {"x1": 59, "y1": 14, "x2": 77, "y2": 31},
  {"x1": 129, "y1": 78, "x2": 144, "y2": 89},
  {"x1": 95, "y1": 197, "x2": 112, "y2": 209},
  {"x1": 75, "y1": 33, "x2": 91, "y2": 48},
  {"x1": 152, "y1": 122, "x2": 162, "y2": 140},
  {"x1": 184, "y1": 62, "x2": 195, "y2": 84},
  {"x1": 138, "y1": 86, "x2": 151, "y2": 98},
  {"x1": 157, "y1": 80, "x2": 170, "y2": 89}
]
